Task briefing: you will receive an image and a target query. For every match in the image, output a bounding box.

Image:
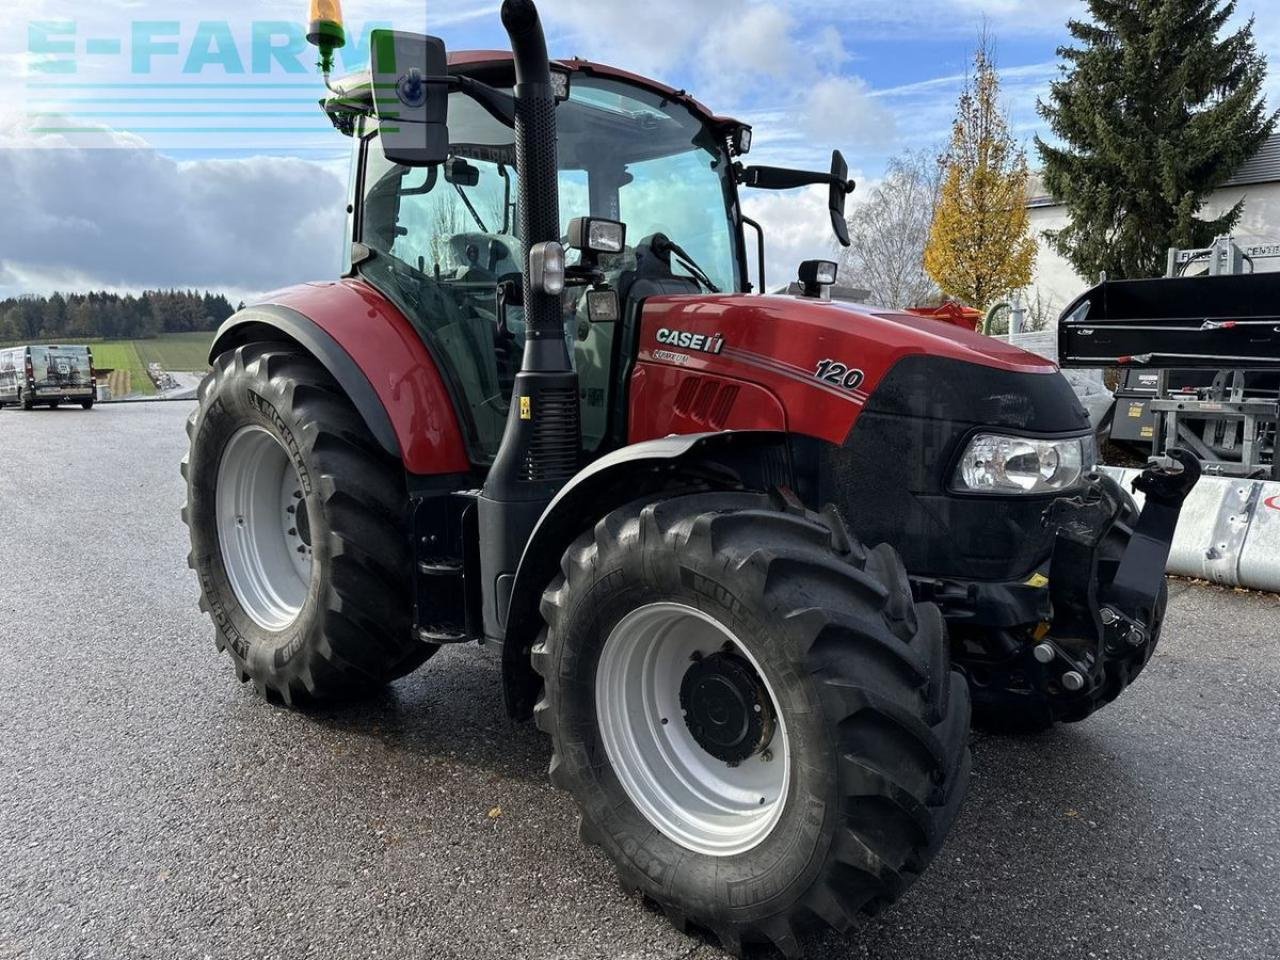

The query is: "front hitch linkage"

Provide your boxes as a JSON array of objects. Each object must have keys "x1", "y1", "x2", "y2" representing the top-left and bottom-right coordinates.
[{"x1": 1037, "y1": 448, "x2": 1201, "y2": 696}]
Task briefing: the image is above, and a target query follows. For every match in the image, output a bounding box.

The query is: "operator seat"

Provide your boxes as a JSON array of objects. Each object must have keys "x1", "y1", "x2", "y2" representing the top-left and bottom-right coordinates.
[{"x1": 617, "y1": 233, "x2": 702, "y2": 308}]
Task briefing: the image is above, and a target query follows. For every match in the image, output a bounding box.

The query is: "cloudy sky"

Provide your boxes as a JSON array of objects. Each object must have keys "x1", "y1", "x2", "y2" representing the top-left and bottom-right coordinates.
[{"x1": 1, "y1": 0, "x2": 1276, "y2": 300}]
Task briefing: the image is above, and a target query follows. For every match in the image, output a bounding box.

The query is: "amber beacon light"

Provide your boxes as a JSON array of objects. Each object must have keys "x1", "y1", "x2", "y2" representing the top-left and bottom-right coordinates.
[{"x1": 307, "y1": 0, "x2": 347, "y2": 74}]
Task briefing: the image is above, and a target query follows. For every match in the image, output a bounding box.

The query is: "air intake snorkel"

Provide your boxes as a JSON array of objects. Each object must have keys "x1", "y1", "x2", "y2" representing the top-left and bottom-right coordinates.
[{"x1": 478, "y1": 0, "x2": 579, "y2": 640}]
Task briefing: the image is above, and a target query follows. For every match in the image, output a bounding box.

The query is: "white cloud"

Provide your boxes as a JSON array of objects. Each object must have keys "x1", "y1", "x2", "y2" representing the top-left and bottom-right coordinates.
[
  {"x1": 806, "y1": 76, "x2": 896, "y2": 149},
  {"x1": 0, "y1": 114, "x2": 346, "y2": 297},
  {"x1": 742, "y1": 184, "x2": 844, "y2": 291}
]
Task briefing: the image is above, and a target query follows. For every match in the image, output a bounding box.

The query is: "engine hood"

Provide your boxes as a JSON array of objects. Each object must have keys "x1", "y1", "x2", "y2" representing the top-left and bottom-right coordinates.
[
  {"x1": 645, "y1": 293, "x2": 1057, "y2": 374},
  {"x1": 630, "y1": 293, "x2": 1080, "y2": 449}
]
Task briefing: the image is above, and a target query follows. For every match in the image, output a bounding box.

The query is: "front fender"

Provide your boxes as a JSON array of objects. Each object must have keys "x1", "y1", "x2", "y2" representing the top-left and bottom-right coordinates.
[
  {"x1": 210, "y1": 280, "x2": 471, "y2": 476},
  {"x1": 500, "y1": 430, "x2": 791, "y2": 718}
]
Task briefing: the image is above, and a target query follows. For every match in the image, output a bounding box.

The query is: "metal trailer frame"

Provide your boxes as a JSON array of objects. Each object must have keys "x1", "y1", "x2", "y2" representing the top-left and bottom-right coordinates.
[
  {"x1": 1156, "y1": 238, "x2": 1280, "y2": 479},
  {"x1": 1060, "y1": 237, "x2": 1280, "y2": 479}
]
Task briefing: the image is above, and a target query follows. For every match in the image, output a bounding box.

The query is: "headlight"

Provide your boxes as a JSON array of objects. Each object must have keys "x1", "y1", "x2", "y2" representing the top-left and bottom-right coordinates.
[{"x1": 953, "y1": 433, "x2": 1093, "y2": 495}]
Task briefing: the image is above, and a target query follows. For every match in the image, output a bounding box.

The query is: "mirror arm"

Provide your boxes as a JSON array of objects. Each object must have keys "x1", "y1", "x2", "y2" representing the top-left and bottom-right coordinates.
[
  {"x1": 738, "y1": 165, "x2": 854, "y2": 194},
  {"x1": 452, "y1": 75, "x2": 518, "y2": 127}
]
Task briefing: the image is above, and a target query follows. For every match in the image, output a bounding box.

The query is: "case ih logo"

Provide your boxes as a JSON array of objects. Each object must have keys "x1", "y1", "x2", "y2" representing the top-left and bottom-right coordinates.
[{"x1": 656, "y1": 328, "x2": 725, "y2": 355}]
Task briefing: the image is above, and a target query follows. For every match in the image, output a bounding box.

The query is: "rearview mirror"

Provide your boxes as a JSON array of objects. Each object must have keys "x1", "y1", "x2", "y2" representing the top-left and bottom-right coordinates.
[
  {"x1": 829, "y1": 150, "x2": 852, "y2": 248},
  {"x1": 370, "y1": 29, "x2": 450, "y2": 167},
  {"x1": 444, "y1": 158, "x2": 480, "y2": 187}
]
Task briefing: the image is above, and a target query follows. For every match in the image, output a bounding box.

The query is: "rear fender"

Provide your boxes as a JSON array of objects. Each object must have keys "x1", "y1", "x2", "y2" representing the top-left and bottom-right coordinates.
[
  {"x1": 500, "y1": 430, "x2": 791, "y2": 719},
  {"x1": 210, "y1": 281, "x2": 470, "y2": 476}
]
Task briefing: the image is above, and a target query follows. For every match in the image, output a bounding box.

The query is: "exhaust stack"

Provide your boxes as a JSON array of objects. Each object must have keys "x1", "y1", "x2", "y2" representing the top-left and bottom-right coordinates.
[{"x1": 478, "y1": 0, "x2": 579, "y2": 641}]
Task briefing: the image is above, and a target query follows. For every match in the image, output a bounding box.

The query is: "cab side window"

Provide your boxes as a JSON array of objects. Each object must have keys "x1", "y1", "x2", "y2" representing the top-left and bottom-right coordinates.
[{"x1": 360, "y1": 135, "x2": 523, "y2": 460}]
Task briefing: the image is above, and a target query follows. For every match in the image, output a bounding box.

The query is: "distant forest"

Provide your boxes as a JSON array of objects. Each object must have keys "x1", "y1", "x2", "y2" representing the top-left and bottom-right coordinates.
[{"x1": 0, "y1": 291, "x2": 240, "y2": 343}]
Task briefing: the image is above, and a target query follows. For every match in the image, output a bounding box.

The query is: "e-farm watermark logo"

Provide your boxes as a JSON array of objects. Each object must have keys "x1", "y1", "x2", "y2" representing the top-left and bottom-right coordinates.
[{"x1": 20, "y1": 19, "x2": 390, "y2": 149}]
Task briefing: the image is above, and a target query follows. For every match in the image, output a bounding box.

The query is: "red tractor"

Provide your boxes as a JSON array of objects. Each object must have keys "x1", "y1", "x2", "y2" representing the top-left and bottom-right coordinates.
[{"x1": 183, "y1": 2, "x2": 1198, "y2": 954}]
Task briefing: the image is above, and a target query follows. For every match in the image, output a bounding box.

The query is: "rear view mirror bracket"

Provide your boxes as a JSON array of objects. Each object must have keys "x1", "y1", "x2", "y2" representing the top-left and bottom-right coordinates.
[{"x1": 737, "y1": 151, "x2": 856, "y2": 248}]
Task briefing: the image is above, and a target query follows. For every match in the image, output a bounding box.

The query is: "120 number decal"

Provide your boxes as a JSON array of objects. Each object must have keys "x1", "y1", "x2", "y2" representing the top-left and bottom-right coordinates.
[{"x1": 814, "y1": 358, "x2": 865, "y2": 391}]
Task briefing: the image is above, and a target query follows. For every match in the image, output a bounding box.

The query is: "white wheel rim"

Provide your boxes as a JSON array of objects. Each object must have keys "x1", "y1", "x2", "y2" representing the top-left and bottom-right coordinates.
[
  {"x1": 215, "y1": 425, "x2": 313, "y2": 631},
  {"x1": 595, "y1": 602, "x2": 791, "y2": 857}
]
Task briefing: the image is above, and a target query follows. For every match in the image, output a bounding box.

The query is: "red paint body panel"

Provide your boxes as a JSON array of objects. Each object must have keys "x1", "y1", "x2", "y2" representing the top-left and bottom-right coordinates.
[
  {"x1": 259, "y1": 280, "x2": 471, "y2": 476},
  {"x1": 629, "y1": 365, "x2": 787, "y2": 438},
  {"x1": 905, "y1": 302, "x2": 983, "y2": 331},
  {"x1": 630, "y1": 294, "x2": 1059, "y2": 446}
]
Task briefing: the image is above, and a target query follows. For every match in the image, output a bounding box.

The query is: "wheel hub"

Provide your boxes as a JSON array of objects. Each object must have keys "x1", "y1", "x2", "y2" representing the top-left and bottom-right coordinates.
[
  {"x1": 594, "y1": 602, "x2": 791, "y2": 857},
  {"x1": 215, "y1": 424, "x2": 314, "y2": 631},
  {"x1": 680, "y1": 652, "x2": 774, "y2": 763}
]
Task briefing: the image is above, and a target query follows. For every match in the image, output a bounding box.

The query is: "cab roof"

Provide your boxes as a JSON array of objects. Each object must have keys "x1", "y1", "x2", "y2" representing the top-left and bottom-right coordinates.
[
  {"x1": 321, "y1": 51, "x2": 746, "y2": 140},
  {"x1": 447, "y1": 51, "x2": 745, "y2": 134}
]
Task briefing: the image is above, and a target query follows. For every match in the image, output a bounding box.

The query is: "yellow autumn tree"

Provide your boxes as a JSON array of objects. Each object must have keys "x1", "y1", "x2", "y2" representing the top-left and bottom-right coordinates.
[{"x1": 925, "y1": 38, "x2": 1036, "y2": 310}]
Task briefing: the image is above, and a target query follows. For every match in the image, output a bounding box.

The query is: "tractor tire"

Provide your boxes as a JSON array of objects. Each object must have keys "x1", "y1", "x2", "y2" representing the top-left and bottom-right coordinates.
[
  {"x1": 967, "y1": 493, "x2": 1166, "y2": 733},
  {"x1": 182, "y1": 342, "x2": 435, "y2": 705},
  {"x1": 533, "y1": 491, "x2": 970, "y2": 957}
]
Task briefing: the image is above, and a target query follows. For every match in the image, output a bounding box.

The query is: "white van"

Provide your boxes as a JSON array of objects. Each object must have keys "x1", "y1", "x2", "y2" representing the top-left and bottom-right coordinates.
[{"x1": 0, "y1": 345, "x2": 96, "y2": 410}]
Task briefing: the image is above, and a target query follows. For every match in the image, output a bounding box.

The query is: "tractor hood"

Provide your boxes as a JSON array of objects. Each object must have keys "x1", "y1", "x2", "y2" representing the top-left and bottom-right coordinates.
[{"x1": 630, "y1": 293, "x2": 1084, "y2": 449}]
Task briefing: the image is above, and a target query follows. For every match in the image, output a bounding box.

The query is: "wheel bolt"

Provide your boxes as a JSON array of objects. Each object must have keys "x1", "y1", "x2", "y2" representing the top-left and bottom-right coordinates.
[
  {"x1": 288, "y1": 527, "x2": 297, "y2": 537},
  {"x1": 296, "y1": 546, "x2": 306, "y2": 554},
  {"x1": 760, "y1": 750, "x2": 772, "y2": 763}
]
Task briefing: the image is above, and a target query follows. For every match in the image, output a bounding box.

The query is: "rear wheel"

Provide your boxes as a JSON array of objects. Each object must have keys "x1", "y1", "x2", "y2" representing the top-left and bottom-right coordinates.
[
  {"x1": 81, "y1": 398, "x2": 94, "y2": 410},
  {"x1": 533, "y1": 492, "x2": 970, "y2": 956},
  {"x1": 182, "y1": 342, "x2": 435, "y2": 704}
]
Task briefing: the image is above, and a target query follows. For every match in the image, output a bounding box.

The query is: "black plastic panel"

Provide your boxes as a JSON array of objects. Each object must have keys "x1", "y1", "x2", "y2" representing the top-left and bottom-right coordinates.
[{"x1": 816, "y1": 355, "x2": 1091, "y2": 582}]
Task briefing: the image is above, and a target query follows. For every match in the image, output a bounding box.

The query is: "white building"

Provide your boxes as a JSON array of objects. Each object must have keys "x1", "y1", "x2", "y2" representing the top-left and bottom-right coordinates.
[{"x1": 1025, "y1": 133, "x2": 1280, "y2": 315}]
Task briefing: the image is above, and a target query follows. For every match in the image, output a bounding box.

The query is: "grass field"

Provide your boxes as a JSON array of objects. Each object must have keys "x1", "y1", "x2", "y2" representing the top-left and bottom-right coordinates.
[
  {"x1": 90, "y1": 341, "x2": 155, "y2": 396},
  {"x1": 131, "y1": 332, "x2": 215, "y2": 372},
  {"x1": 0, "y1": 332, "x2": 214, "y2": 398}
]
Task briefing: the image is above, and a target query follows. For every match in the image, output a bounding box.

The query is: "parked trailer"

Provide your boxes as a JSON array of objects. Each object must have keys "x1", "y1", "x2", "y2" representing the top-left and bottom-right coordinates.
[{"x1": 0, "y1": 345, "x2": 96, "y2": 410}]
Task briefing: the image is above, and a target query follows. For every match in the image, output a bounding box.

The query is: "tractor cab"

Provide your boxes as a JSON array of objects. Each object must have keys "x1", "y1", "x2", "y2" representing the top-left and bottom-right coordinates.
[{"x1": 333, "y1": 59, "x2": 747, "y2": 462}]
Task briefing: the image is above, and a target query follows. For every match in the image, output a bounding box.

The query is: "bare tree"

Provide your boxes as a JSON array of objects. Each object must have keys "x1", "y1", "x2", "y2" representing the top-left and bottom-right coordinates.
[{"x1": 839, "y1": 150, "x2": 942, "y2": 309}]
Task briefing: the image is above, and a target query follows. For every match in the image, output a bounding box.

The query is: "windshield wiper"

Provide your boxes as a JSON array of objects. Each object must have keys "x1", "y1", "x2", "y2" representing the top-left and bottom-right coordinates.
[
  {"x1": 453, "y1": 182, "x2": 489, "y2": 233},
  {"x1": 653, "y1": 234, "x2": 720, "y2": 293}
]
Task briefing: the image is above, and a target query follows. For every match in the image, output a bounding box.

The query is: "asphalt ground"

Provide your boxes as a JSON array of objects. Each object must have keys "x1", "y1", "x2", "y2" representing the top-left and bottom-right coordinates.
[{"x1": 1, "y1": 400, "x2": 1277, "y2": 960}]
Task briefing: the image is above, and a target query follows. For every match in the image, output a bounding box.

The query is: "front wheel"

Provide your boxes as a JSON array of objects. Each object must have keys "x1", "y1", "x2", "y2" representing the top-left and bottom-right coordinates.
[
  {"x1": 81, "y1": 398, "x2": 94, "y2": 410},
  {"x1": 182, "y1": 342, "x2": 435, "y2": 704},
  {"x1": 533, "y1": 492, "x2": 970, "y2": 956}
]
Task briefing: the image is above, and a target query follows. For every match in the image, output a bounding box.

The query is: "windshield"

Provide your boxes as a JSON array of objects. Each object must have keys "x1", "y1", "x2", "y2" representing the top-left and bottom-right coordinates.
[{"x1": 356, "y1": 73, "x2": 741, "y2": 461}]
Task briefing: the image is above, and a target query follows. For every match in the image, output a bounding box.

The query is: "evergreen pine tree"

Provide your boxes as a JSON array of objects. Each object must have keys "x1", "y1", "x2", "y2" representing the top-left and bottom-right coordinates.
[{"x1": 1037, "y1": 0, "x2": 1275, "y2": 281}]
